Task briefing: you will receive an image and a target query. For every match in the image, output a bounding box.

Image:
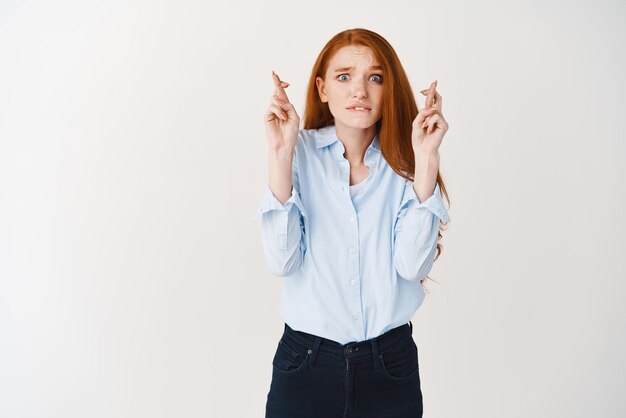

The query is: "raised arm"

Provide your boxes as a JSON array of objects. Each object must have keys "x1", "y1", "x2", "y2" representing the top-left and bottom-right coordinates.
[
  {"x1": 266, "y1": 70, "x2": 299, "y2": 203},
  {"x1": 255, "y1": 71, "x2": 307, "y2": 277},
  {"x1": 394, "y1": 80, "x2": 451, "y2": 282}
]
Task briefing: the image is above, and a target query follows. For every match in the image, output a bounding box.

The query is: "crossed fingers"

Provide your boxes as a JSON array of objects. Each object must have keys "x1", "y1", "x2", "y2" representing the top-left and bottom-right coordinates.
[
  {"x1": 272, "y1": 70, "x2": 291, "y2": 103},
  {"x1": 420, "y1": 80, "x2": 442, "y2": 111},
  {"x1": 419, "y1": 80, "x2": 443, "y2": 130}
]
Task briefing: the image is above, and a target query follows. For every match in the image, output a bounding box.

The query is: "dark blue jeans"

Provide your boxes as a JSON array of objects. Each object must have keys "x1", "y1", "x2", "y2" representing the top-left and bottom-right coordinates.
[{"x1": 265, "y1": 321, "x2": 422, "y2": 418}]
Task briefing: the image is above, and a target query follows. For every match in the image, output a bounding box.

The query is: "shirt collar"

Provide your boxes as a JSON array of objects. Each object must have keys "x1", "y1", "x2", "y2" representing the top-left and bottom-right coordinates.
[{"x1": 315, "y1": 124, "x2": 380, "y2": 152}]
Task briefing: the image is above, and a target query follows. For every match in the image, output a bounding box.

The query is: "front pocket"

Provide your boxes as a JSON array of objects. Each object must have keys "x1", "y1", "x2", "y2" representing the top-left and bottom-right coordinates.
[
  {"x1": 379, "y1": 338, "x2": 419, "y2": 380},
  {"x1": 272, "y1": 338, "x2": 309, "y2": 374}
]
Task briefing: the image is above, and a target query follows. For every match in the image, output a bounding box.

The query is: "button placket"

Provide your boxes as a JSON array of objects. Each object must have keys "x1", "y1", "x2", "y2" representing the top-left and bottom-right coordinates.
[
  {"x1": 335, "y1": 137, "x2": 363, "y2": 328},
  {"x1": 348, "y1": 246, "x2": 360, "y2": 322}
]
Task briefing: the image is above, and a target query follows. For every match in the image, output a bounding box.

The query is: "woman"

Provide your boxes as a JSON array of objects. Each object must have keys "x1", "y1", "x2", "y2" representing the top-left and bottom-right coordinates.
[{"x1": 256, "y1": 28, "x2": 451, "y2": 418}]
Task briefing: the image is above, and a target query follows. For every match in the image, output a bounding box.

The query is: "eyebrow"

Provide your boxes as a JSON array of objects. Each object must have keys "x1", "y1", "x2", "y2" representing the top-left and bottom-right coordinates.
[{"x1": 334, "y1": 65, "x2": 383, "y2": 72}]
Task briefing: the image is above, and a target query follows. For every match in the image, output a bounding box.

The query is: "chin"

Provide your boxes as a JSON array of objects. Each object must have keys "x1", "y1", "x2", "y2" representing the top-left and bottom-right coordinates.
[
  {"x1": 337, "y1": 120, "x2": 378, "y2": 131},
  {"x1": 334, "y1": 115, "x2": 379, "y2": 130}
]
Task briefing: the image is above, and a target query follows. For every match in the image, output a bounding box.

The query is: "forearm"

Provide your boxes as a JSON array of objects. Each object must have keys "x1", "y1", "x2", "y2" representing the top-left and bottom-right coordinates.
[
  {"x1": 413, "y1": 151, "x2": 440, "y2": 202},
  {"x1": 268, "y1": 146, "x2": 295, "y2": 205}
]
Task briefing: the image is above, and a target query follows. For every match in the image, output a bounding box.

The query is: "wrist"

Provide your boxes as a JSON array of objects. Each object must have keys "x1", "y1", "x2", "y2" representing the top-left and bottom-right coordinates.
[
  {"x1": 268, "y1": 146, "x2": 295, "y2": 162},
  {"x1": 414, "y1": 150, "x2": 440, "y2": 168}
]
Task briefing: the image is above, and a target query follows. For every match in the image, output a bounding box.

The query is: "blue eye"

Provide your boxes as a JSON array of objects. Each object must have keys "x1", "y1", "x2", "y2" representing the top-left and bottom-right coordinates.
[{"x1": 337, "y1": 74, "x2": 383, "y2": 83}]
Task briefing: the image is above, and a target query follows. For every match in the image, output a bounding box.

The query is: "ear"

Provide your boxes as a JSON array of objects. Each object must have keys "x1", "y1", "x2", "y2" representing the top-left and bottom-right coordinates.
[{"x1": 315, "y1": 76, "x2": 328, "y2": 102}]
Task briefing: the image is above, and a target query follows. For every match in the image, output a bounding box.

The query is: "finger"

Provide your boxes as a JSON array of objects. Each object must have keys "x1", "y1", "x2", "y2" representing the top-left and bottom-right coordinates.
[
  {"x1": 426, "y1": 80, "x2": 437, "y2": 108},
  {"x1": 279, "y1": 97, "x2": 298, "y2": 119},
  {"x1": 268, "y1": 104, "x2": 287, "y2": 120},
  {"x1": 414, "y1": 106, "x2": 439, "y2": 128},
  {"x1": 421, "y1": 105, "x2": 444, "y2": 127},
  {"x1": 434, "y1": 90, "x2": 442, "y2": 111},
  {"x1": 426, "y1": 114, "x2": 448, "y2": 135},
  {"x1": 273, "y1": 94, "x2": 297, "y2": 118},
  {"x1": 272, "y1": 94, "x2": 286, "y2": 106},
  {"x1": 267, "y1": 103, "x2": 288, "y2": 121},
  {"x1": 272, "y1": 70, "x2": 290, "y2": 102},
  {"x1": 421, "y1": 114, "x2": 433, "y2": 129},
  {"x1": 425, "y1": 114, "x2": 440, "y2": 135},
  {"x1": 271, "y1": 97, "x2": 289, "y2": 119},
  {"x1": 272, "y1": 70, "x2": 289, "y2": 97},
  {"x1": 417, "y1": 106, "x2": 439, "y2": 121},
  {"x1": 273, "y1": 94, "x2": 287, "y2": 103},
  {"x1": 265, "y1": 104, "x2": 280, "y2": 122},
  {"x1": 267, "y1": 93, "x2": 289, "y2": 119}
]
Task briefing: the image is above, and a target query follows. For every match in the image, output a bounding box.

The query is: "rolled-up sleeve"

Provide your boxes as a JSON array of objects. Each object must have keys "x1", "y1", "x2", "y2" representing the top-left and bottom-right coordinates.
[
  {"x1": 253, "y1": 158, "x2": 307, "y2": 277},
  {"x1": 393, "y1": 181, "x2": 450, "y2": 282}
]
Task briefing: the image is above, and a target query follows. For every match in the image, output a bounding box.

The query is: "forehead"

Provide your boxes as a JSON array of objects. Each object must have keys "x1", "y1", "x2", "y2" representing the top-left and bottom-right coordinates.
[{"x1": 327, "y1": 45, "x2": 381, "y2": 69}]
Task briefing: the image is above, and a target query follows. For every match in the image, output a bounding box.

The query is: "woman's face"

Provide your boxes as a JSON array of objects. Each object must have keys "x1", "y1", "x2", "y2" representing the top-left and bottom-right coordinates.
[{"x1": 316, "y1": 45, "x2": 384, "y2": 132}]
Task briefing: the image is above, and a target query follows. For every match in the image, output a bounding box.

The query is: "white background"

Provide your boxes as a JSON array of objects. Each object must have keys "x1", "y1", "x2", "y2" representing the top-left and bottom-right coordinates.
[{"x1": 1, "y1": 0, "x2": 624, "y2": 417}]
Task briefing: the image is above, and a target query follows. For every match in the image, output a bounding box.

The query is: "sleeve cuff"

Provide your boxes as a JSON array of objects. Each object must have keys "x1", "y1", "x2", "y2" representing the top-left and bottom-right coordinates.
[
  {"x1": 399, "y1": 181, "x2": 451, "y2": 223},
  {"x1": 252, "y1": 184, "x2": 307, "y2": 221}
]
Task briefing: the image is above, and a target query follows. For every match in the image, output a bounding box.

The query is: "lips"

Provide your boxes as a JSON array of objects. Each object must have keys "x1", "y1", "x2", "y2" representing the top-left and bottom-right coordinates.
[{"x1": 347, "y1": 103, "x2": 371, "y2": 111}]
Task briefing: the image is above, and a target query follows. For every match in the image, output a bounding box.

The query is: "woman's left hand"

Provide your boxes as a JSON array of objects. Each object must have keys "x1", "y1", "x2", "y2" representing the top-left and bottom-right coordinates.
[{"x1": 411, "y1": 80, "x2": 449, "y2": 155}]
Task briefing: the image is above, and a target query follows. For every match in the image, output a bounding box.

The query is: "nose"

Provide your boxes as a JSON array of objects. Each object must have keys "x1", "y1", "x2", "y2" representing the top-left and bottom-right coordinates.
[{"x1": 351, "y1": 79, "x2": 367, "y2": 99}]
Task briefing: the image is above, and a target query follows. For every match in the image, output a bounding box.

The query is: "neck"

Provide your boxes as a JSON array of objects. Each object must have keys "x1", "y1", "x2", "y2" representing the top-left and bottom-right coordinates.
[{"x1": 335, "y1": 122, "x2": 376, "y2": 166}]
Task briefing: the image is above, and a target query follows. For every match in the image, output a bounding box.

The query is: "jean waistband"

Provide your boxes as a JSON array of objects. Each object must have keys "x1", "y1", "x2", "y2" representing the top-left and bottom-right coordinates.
[{"x1": 281, "y1": 321, "x2": 413, "y2": 368}]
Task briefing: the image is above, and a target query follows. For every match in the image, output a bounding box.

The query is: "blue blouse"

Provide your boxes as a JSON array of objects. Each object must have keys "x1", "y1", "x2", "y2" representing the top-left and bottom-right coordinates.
[{"x1": 254, "y1": 124, "x2": 451, "y2": 344}]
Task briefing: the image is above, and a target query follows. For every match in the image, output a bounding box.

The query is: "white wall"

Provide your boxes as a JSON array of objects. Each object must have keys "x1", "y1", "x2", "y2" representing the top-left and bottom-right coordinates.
[{"x1": 0, "y1": 0, "x2": 624, "y2": 417}]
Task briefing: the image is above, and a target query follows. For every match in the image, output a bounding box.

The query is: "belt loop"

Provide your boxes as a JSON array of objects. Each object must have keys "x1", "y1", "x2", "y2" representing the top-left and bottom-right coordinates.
[
  {"x1": 409, "y1": 320, "x2": 413, "y2": 335},
  {"x1": 309, "y1": 336, "x2": 321, "y2": 367},
  {"x1": 371, "y1": 337, "x2": 380, "y2": 371}
]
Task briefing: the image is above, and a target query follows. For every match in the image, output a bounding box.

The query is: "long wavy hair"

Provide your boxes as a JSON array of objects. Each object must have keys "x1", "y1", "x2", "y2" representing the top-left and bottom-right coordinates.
[{"x1": 302, "y1": 28, "x2": 451, "y2": 290}]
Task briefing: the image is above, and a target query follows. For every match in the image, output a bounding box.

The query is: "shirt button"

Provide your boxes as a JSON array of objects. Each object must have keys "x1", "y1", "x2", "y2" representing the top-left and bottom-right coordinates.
[
  {"x1": 350, "y1": 279, "x2": 357, "y2": 285},
  {"x1": 353, "y1": 314, "x2": 359, "y2": 320},
  {"x1": 348, "y1": 216, "x2": 355, "y2": 222},
  {"x1": 349, "y1": 247, "x2": 357, "y2": 255}
]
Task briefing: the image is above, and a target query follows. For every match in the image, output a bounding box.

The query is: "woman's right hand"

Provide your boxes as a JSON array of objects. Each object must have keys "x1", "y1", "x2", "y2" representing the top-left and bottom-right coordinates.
[{"x1": 264, "y1": 70, "x2": 300, "y2": 152}]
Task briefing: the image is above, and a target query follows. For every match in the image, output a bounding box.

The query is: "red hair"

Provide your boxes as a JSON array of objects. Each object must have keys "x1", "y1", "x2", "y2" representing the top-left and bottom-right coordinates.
[{"x1": 303, "y1": 28, "x2": 451, "y2": 289}]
